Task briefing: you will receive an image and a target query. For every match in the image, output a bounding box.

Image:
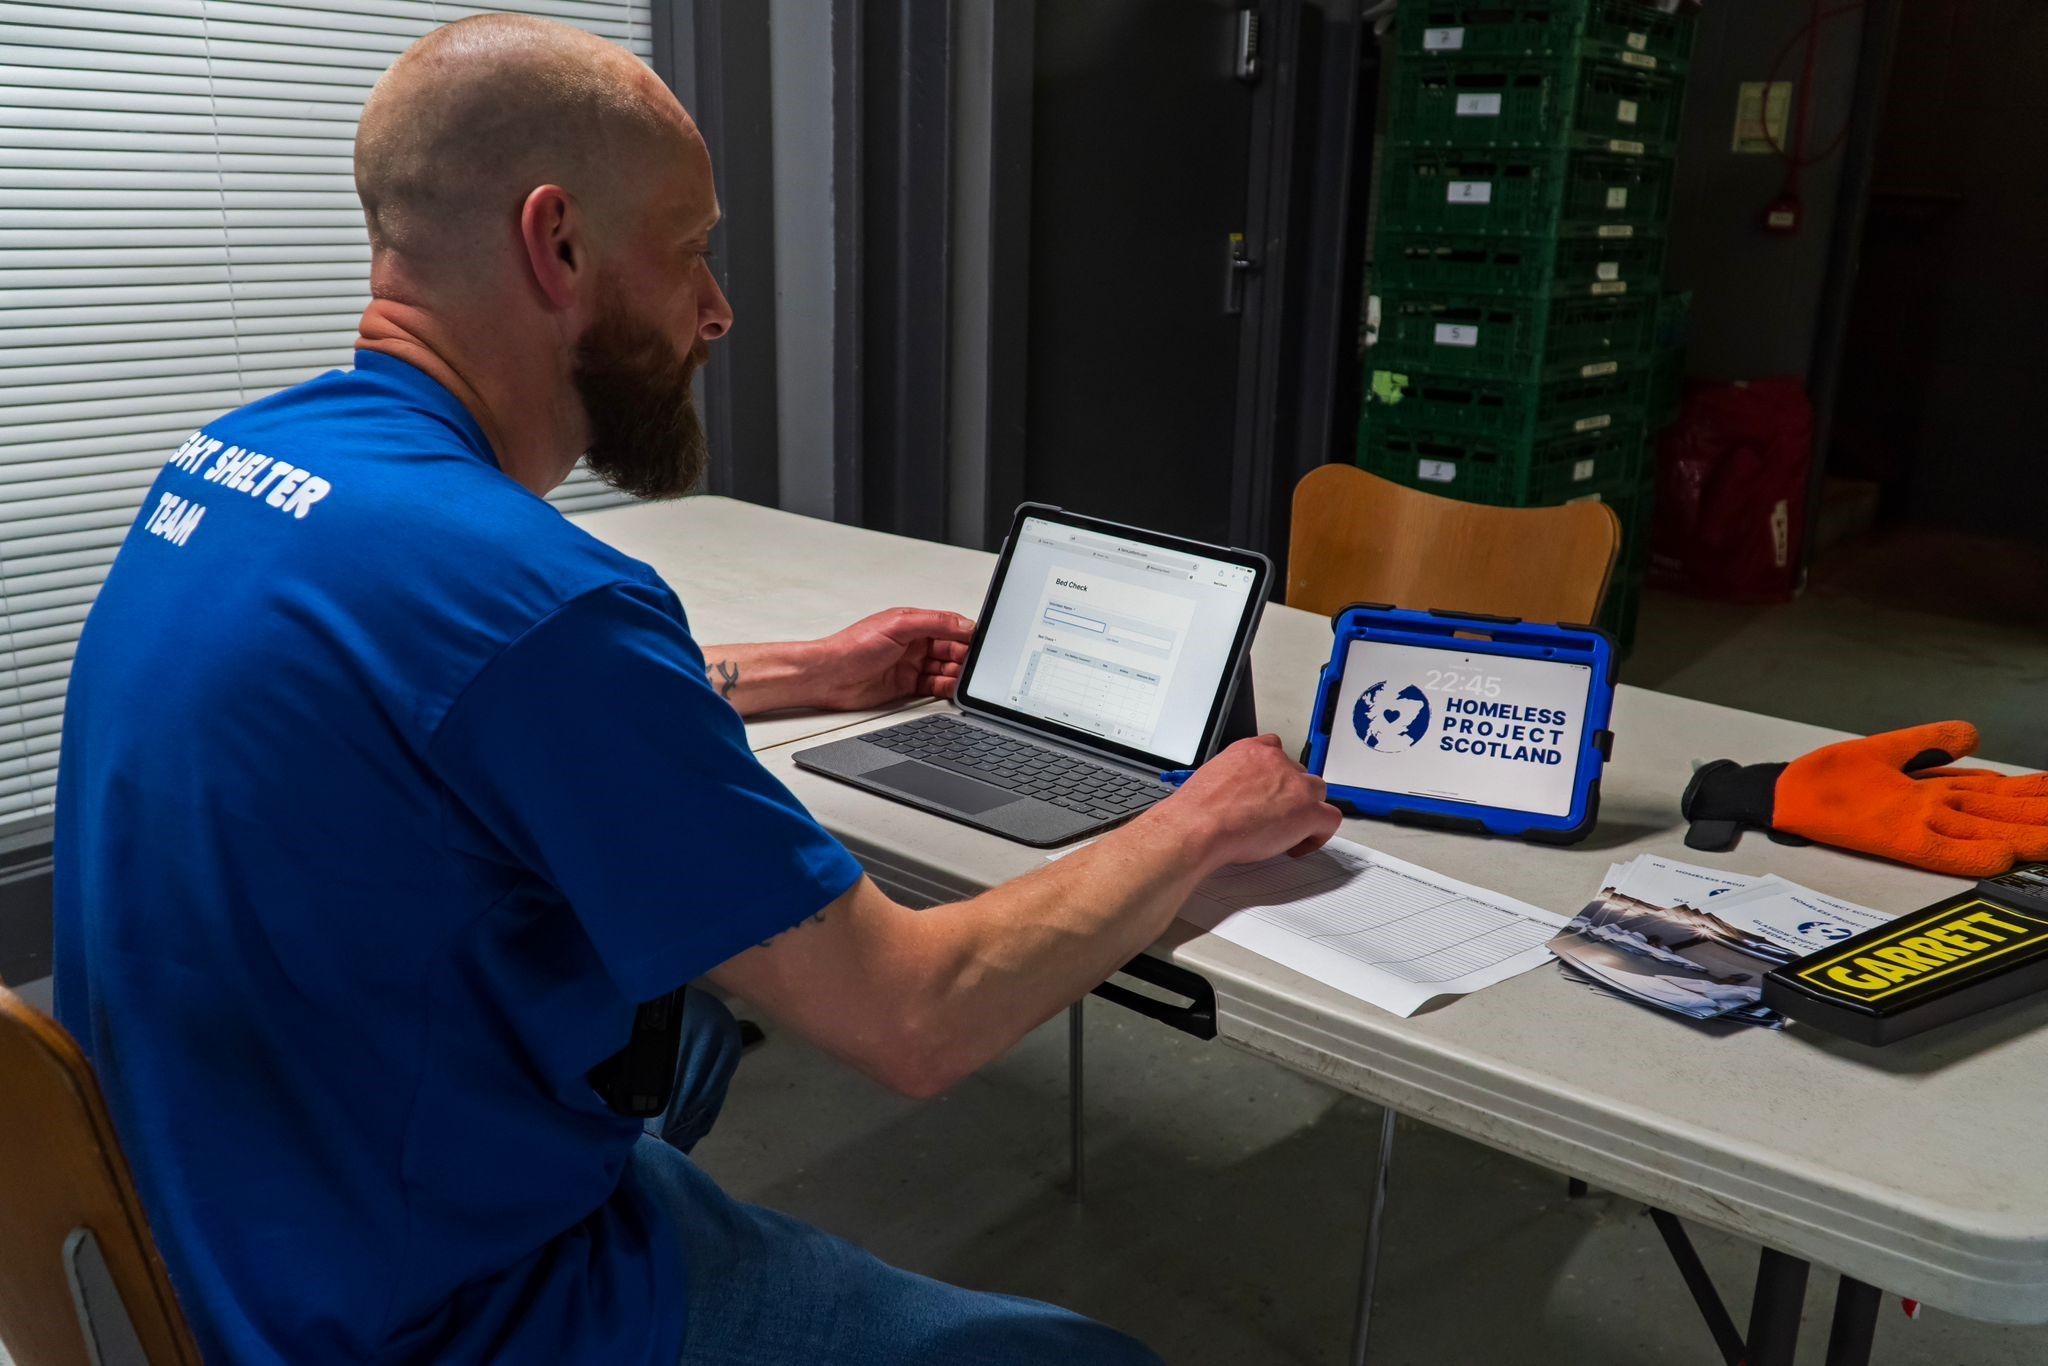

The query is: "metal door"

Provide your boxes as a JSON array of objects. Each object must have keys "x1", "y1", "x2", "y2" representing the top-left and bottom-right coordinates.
[{"x1": 1022, "y1": 1, "x2": 1259, "y2": 548}]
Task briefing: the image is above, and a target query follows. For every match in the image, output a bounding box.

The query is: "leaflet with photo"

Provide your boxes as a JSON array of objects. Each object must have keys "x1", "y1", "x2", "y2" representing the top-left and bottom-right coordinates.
[{"x1": 1549, "y1": 856, "x2": 1893, "y2": 1026}]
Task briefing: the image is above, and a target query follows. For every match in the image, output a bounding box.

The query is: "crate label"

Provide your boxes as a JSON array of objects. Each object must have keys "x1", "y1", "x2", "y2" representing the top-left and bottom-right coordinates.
[
  {"x1": 1572, "y1": 458, "x2": 1598, "y2": 482},
  {"x1": 1627, "y1": 31, "x2": 1650, "y2": 51},
  {"x1": 1580, "y1": 360, "x2": 1620, "y2": 378},
  {"x1": 1417, "y1": 459, "x2": 1458, "y2": 483},
  {"x1": 1617, "y1": 98, "x2": 1640, "y2": 125},
  {"x1": 1422, "y1": 26, "x2": 1465, "y2": 50},
  {"x1": 1456, "y1": 93, "x2": 1503, "y2": 117},
  {"x1": 1575, "y1": 413, "x2": 1614, "y2": 432},
  {"x1": 1433, "y1": 323, "x2": 1480, "y2": 348},
  {"x1": 1606, "y1": 187, "x2": 1630, "y2": 209},
  {"x1": 1447, "y1": 180, "x2": 1493, "y2": 204},
  {"x1": 1596, "y1": 261, "x2": 1621, "y2": 281},
  {"x1": 1621, "y1": 50, "x2": 1658, "y2": 69},
  {"x1": 1591, "y1": 280, "x2": 1628, "y2": 296},
  {"x1": 1598, "y1": 223, "x2": 1635, "y2": 238},
  {"x1": 1609, "y1": 138, "x2": 1647, "y2": 156}
]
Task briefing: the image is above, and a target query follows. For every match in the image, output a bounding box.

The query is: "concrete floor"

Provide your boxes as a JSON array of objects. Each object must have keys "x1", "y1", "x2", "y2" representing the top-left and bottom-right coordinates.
[
  {"x1": 689, "y1": 527, "x2": 2048, "y2": 1366},
  {"x1": 698, "y1": 1003, "x2": 2048, "y2": 1366}
]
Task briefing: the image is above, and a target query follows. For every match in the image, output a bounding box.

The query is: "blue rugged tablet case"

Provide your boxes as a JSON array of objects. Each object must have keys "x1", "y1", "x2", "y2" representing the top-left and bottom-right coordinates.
[{"x1": 1302, "y1": 605, "x2": 1618, "y2": 845}]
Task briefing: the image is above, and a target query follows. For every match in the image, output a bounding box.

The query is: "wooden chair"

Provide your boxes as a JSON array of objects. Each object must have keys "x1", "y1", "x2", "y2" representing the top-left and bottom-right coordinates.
[
  {"x1": 0, "y1": 984, "x2": 201, "y2": 1366},
  {"x1": 1287, "y1": 464, "x2": 1620, "y2": 621}
]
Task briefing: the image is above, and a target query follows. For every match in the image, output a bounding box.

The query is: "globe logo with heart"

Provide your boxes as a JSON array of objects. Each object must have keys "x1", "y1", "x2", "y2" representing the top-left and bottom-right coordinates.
[{"x1": 1352, "y1": 680, "x2": 1432, "y2": 753}]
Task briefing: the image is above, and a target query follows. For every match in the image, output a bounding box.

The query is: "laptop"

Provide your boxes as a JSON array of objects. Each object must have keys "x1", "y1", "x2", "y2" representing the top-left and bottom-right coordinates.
[{"x1": 793, "y1": 504, "x2": 1270, "y2": 847}]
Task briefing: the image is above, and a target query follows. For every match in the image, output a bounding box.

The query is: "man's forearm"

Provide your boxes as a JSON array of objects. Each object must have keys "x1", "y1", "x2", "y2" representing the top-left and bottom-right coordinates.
[
  {"x1": 713, "y1": 799, "x2": 1227, "y2": 1097},
  {"x1": 700, "y1": 641, "x2": 819, "y2": 716},
  {"x1": 901, "y1": 802, "x2": 1225, "y2": 1090}
]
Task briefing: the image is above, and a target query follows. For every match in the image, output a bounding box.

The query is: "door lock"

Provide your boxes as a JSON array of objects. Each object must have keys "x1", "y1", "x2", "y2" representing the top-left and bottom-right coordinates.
[{"x1": 1226, "y1": 232, "x2": 1260, "y2": 314}]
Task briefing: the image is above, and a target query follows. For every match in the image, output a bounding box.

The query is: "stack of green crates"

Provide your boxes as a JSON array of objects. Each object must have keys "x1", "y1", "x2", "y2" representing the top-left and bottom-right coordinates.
[{"x1": 1358, "y1": 0, "x2": 1697, "y2": 650}]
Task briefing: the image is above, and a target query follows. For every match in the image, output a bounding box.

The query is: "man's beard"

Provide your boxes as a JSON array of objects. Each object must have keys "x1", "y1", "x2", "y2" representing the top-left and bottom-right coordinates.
[{"x1": 571, "y1": 289, "x2": 709, "y2": 501}]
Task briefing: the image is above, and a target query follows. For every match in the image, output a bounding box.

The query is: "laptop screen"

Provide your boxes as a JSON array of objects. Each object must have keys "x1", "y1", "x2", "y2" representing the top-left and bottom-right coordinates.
[{"x1": 961, "y1": 512, "x2": 1263, "y2": 768}]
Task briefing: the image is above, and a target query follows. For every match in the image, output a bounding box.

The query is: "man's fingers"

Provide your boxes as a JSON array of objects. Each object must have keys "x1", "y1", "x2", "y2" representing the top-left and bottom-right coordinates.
[
  {"x1": 927, "y1": 639, "x2": 971, "y2": 664},
  {"x1": 1285, "y1": 804, "x2": 1345, "y2": 858},
  {"x1": 879, "y1": 608, "x2": 975, "y2": 642}
]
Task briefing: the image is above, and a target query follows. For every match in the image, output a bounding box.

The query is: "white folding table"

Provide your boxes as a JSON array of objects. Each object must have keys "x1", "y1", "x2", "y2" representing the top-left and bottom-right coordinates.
[{"x1": 581, "y1": 498, "x2": 2048, "y2": 1366}]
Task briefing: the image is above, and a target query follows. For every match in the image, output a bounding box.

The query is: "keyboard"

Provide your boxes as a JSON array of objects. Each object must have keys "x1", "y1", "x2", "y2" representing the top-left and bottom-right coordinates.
[{"x1": 863, "y1": 715, "x2": 1169, "y2": 821}]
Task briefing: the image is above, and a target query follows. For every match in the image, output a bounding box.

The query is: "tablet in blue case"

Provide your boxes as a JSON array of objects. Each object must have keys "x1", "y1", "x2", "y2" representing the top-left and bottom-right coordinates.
[{"x1": 1303, "y1": 605, "x2": 1617, "y2": 845}]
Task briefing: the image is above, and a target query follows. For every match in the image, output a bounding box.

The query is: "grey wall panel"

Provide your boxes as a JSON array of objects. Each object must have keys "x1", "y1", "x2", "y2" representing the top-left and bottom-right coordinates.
[
  {"x1": 1666, "y1": 0, "x2": 1866, "y2": 380},
  {"x1": 770, "y1": 0, "x2": 841, "y2": 520}
]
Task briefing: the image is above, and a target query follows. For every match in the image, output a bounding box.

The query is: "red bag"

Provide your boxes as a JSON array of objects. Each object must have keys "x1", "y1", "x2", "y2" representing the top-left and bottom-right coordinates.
[{"x1": 1647, "y1": 377, "x2": 1812, "y2": 603}]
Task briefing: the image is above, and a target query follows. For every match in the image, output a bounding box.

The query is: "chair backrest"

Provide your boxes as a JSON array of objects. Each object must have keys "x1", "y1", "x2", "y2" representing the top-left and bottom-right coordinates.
[
  {"x1": 1286, "y1": 465, "x2": 1621, "y2": 622},
  {"x1": 0, "y1": 984, "x2": 201, "y2": 1366}
]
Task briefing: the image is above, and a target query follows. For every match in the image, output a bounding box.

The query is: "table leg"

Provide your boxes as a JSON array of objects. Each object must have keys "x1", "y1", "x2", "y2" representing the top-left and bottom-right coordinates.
[
  {"x1": 1348, "y1": 1107, "x2": 1398, "y2": 1366},
  {"x1": 1067, "y1": 999, "x2": 1085, "y2": 1201},
  {"x1": 1745, "y1": 1247, "x2": 1811, "y2": 1366},
  {"x1": 1648, "y1": 1209, "x2": 1744, "y2": 1366},
  {"x1": 1824, "y1": 1276, "x2": 1881, "y2": 1366}
]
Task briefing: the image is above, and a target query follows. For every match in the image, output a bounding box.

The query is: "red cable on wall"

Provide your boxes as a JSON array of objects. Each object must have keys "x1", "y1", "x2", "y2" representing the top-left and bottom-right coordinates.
[{"x1": 1757, "y1": 0, "x2": 1865, "y2": 233}]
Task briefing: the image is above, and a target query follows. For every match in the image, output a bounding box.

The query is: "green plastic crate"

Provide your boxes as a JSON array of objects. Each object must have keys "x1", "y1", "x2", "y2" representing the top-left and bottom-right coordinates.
[
  {"x1": 1377, "y1": 146, "x2": 1673, "y2": 238},
  {"x1": 1556, "y1": 152, "x2": 1673, "y2": 228},
  {"x1": 1647, "y1": 290, "x2": 1690, "y2": 427},
  {"x1": 1390, "y1": 52, "x2": 1682, "y2": 154},
  {"x1": 1357, "y1": 421, "x2": 1646, "y2": 506},
  {"x1": 1399, "y1": 0, "x2": 1696, "y2": 72},
  {"x1": 1375, "y1": 230, "x2": 1667, "y2": 297},
  {"x1": 1575, "y1": 61, "x2": 1683, "y2": 152},
  {"x1": 1376, "y1": 289, "x2": 1656, "y2": 377},
  {"x1": 1360, "y1": 360, "x2": 1647, "y2": 445},
  {"x1": 1392, "y1": 57, "x2": 1566, "y2": 148},
  {"x1": 1583, "y1": 2, "x2": 1696, "y2": 72}
]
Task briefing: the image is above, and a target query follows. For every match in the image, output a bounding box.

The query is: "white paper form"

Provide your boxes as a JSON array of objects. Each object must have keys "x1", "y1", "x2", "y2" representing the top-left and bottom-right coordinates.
[{"x1": 1175, "y1": 837, "x2": 1569, "y2": 1017}]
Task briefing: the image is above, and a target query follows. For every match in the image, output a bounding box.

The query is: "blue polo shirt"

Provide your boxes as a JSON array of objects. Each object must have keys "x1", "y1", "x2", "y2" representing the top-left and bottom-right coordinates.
[{"x1": 53, "y1": 352, "x2": 862, "y2": 1364}]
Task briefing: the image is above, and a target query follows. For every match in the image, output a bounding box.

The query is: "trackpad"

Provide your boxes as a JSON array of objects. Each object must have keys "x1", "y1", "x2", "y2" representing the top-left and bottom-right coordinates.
[{"x1": 867, "y1": 761, "x2": 1020, "y2": 814}]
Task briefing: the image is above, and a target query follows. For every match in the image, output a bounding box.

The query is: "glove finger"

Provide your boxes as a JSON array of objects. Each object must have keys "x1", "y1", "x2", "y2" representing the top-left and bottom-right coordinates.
[
  {"x1": 1928, "y1": 808, "x2": 2048, "y2": 861},
  {"x1": 1950, "y1": 792, "x2": 2048, "y2": 826},
  {"x1": 1933, "y1": 772, "x2": 2048, "y2": 798},
  {"x1": 1914, "y1": 834, "x2": 2026, "y2": 878},
  {"x1": 1860, "y1": 721, "x2": 1982, "y2": 772}
]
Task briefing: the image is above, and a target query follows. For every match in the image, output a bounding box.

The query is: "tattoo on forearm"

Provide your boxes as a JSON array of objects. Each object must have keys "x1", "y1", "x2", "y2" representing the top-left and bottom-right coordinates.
[
  {"x1": 711, "y1": 659, "x2": 741, "y2": 700},
  {"x1": 756, "y1": 906, "x2": 829, "y2": 950}
]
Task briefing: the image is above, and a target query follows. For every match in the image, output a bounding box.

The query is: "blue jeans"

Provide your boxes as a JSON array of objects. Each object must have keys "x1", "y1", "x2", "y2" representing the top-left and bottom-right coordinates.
[{"x1": 633, "y1": 992, "x2": 1162, "y2": 1366}]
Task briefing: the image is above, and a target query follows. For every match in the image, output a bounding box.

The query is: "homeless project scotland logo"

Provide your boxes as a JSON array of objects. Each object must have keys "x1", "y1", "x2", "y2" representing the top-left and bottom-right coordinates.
[
  {"x1": 1349, "y1": 676, "x2": 1573, "y2": 766},
  {"x1": 1352, "y1": 680, "x2": 1432, "y2": 753}
]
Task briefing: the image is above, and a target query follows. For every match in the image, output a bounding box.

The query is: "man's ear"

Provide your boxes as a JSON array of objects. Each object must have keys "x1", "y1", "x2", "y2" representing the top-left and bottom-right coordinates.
[{"x1": 518, "y1": 184, "x2": 585, "y2": 311}]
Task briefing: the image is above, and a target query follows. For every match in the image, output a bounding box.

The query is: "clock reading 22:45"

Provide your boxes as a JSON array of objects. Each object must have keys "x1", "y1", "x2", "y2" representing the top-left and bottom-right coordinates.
[{"x1": 1424, "y1": 668, "x2": 1504, "y2": 698}]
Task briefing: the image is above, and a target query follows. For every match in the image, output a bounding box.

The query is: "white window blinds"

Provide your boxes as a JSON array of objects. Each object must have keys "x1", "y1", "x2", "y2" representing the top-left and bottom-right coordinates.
[{"x1": 0, "y1": 0, "x2": 651, "y2": 826}]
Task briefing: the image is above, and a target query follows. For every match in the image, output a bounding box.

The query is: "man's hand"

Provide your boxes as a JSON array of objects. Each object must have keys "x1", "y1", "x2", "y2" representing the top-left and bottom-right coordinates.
[
  {"x1": 700, "y1": 608, "x2": 973, "y2": 717},
  {"x1": 1145, "y1": 734, "x2": 1344, "y2": 872},
  {"x1": 807, "y1": 608, "x2": 974, "y2": 712}
]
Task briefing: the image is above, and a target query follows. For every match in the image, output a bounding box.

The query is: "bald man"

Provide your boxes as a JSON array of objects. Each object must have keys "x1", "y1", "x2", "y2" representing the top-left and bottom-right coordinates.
[{"x1": 54, "y1": 15, "x2": 1338, "y2": 1366}]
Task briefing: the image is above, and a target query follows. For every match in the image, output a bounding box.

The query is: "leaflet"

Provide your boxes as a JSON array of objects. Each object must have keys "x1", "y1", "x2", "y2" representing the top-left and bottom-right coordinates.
[{"x1": 1547, "y1": 856, "x2": 1893, "y2": 1026}]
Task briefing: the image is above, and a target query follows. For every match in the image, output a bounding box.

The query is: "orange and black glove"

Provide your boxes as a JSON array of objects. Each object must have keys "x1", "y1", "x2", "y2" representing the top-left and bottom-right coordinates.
[{"x1": 1681, "y1": 721, "x2": 2048, "y2": 877}]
